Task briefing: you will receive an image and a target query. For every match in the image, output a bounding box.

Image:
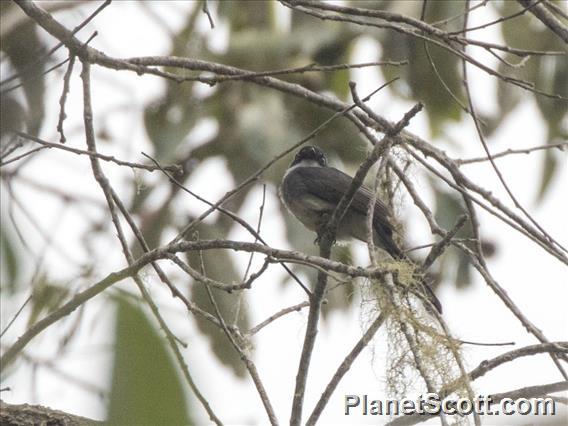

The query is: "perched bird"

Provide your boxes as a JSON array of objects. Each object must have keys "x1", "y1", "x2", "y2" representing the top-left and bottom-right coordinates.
[{"x1": 280, "y1": 145, "x2": 442, "y2": 313}]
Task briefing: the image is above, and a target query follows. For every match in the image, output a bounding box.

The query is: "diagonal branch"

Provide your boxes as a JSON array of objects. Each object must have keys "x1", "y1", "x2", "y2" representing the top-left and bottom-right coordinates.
[
  {"x1": 306, "y1": 312, "x2": 388, "y2": 425},
  {"x1": 517, "y1": 0, "x2": 568, "y2": 43},
  {"x1": 79, "y1": 60, "x2": 224, "y2": 425}
]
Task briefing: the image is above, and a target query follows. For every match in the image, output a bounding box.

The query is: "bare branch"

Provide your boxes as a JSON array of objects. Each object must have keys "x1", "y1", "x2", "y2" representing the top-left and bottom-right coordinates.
[
  {"x1": 0, "y1": 0, "x2": 111, "y2": 88},
  {"x1": 467, "y1": 342, "x2": 568, "y2": 381},
  {"x1": 56, "y1": 54, "x2": 76, "y2": 143},
  {"x1": 517, "y1": 0, "x2": 568, "y2": 43},
  {"x1": 4, "y1": 132, "x2": 181, "y2": 173},
  {"x1": 386, "y1": 342, "x2": 568, "y2": 426},
  {"x1": 281, "y1": 0, "x2": 566, "y2": 100},
  {"x1": 198, "y1": 252, "x2": 278, "y2": 425},
  {"x1": 491, "y1": 381, "x2": 568, "y2": 402},
  {"x1": 447, "y1": 0, "x2": 545, "y2": 35},
  {"x1": 0, "y1": 238, "x2": 406, "y2": 368},
  {"x1": 247, "y1": 302, "x2": 311, "y2": 336},
  {"x1": 306, "y1": 312, "x2": 388, "y2": 425},
  {"x1": 80, "y1": 59, "x2": 223, "y2": 425},
  {"x1": 201, "y1": 0, "x2": 215, "y2": 29},
  {"x1": 457, "y1": 142, "x2": 568, "y2": 165},
  {"x1": 142, "y1": 152, "x2": 311, "y2": 296},
  {"x1": 422, "y1": 214, "x2": 468, "y2": 271},
  {"x1": 0, "y1": 400, "x2": 102, "y2": 426}
]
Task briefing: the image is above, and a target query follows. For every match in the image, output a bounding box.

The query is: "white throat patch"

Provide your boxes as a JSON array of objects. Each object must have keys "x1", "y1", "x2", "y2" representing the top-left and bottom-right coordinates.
[{"x1": 284, "y1": 160, "x2": 323, "y2": 179}]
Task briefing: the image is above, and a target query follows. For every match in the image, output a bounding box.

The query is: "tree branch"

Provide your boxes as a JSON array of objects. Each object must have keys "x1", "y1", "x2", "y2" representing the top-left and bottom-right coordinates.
[
  {"x1": 0, "y1": 400, "x2": 102, "y2": 426},
  {"x1": 517, "y1": 0, "x2": 568, "y2": 43}
]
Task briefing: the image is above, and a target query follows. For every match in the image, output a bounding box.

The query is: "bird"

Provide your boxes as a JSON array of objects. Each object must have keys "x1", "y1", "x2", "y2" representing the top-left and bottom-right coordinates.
[{"x1": 279, "y1": 145, "x2": 442, "y2": 313}]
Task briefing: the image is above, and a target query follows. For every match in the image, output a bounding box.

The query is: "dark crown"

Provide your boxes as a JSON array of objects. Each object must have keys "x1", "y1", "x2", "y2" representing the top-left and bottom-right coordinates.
[{"x1": 291, "y1": 145, "x2": 327, "y2": 167}]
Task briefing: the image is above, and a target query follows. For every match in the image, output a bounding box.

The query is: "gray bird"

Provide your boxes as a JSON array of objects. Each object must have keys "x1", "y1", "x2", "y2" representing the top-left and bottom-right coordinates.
[{"x1": 280, "y1": 145, "x2": 442, "y2": 313}]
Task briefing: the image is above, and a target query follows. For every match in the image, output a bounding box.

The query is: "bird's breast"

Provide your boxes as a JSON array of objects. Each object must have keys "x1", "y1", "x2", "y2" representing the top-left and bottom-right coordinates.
[{"x1": 280, "y1": 167, "x2": 331, "y2": 232}]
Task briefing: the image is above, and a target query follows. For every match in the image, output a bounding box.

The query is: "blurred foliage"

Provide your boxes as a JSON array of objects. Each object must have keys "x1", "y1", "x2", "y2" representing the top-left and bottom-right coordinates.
[
  {"x1": 107, "y1": 297, "x2": 192, "y2": 425},
  {"x1": 433, "y1": 188, "x2": 474, "y2": 289},
  {"x1": 26, "y1": 275, "x2": 70, "y2": 327},
  {"x1": 381, "y1": 1, "x2": 465, "y2": 134},
  {"x1": 185, "y1": 224, "x2": 250, "y2": 378},
  {"x1": 1, "y1": 0, "x2": 566, "y2": 383},
  {"x1": 0, "y1": 2, "x2": 45, "y2": 138},
  {"x1": 494, "y1": 1, "x2": 568, "y2": 202},
  {"x1": 0, "y1": 221, "x2": 19, "y2": 293}
]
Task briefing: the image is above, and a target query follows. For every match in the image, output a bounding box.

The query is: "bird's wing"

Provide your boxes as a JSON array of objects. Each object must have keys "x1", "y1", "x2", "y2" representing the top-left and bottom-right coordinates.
[
  {"x1": 292, "y1": 166, "x2": 395, "y2": 237},
  {"x1": 289, "y1": 167, "x2": 442, "y2": 312}
]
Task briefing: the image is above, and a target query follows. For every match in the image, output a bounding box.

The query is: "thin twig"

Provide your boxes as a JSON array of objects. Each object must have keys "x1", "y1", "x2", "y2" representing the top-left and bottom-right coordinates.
[
  {"x1": 386, "y1": 342, "x2": 568, "y2": 426},
  {"x1": 142, "y1": 152, "x2": 311, "y2": 296},
  {"x1": 10, "y1": 132, "x2": 181, "y2": 173},
  {"x1": 198, "y1": 250, "x2": 279, "y2": 426},
  {"x1": 0, "y1": 0, "x2": 111, "y2": 88},
  {"x1": 56, "y1": 54, "x2": 76, "y2": 143},
  {"x1": 457, "y1": 142, "x2": 568, "y2": 165},
  {"x1": 447, "y1": 0, "x2": 545, "y2": 35},
  {"x1": 468, "y1": 342, "x2": 568, "y2": 381},
  {"x1": 490, "y1": 381, "x2": 568, "y2": 403},
  {"x1": 1, "y1": 57, "x2": 70, "y2": 95},
  {"x1": 366, "y1": 143, "x2": 392, "y2": 265},
  {"x1": 461, "y1": 29, "x2": 567, "y2": 263},
  {"x1": 206, "y1": 60, "x2": 408, "y2": 82},
  {"x1": 80, "y1": 60, "x2": 223, "y2": 425},
  {"x1": 282, "y1": 0, "x2": 566, "y2": 100},
  {"x1": 168, "y1": 254, "x2": 265, "y2": 292},
  {"x1": 402, "y1": 141, "x2": 568, "y2": 264},
  {"x1": 517, "y1": 0, "x2": 568, "y2": 43},
  {"x1": 0, "y1": 146, "x2": 48, "y2": 166},
  {"x1": 0, "y1": 295, "x2": 32, "y2": 338},
  {"x1": 430, "y1": 0, "x2": 490, "y2": 28},
  {"x1": 201, "y1": 0, "x2": 215, "y2": 29},
  {"x1": 456, "y1": 242, "x2": 568, "y2": 379},
  {"x1": 544, "y1": 0, "x2": 568, "y2": 20},
  {"x1": 171, "y1": 83, "x2": 393, "y2": 244},
  {"x1": 242, "y1": 184, "x2": 266, "y2": 282},
  {"x1": 306, "y1": 312, "x2": 388, "y2": 425},
  {"x1": 247, "y1": 302, "x2": 310, "y2": 336},
  {"x1": 422, "y1": 214, "x2": 468, "y2": 270}
]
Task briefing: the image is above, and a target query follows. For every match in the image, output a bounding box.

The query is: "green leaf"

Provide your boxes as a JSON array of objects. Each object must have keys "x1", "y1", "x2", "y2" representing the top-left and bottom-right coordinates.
[
  {"x1": 218, "y1": 0, "x2": 272, "y2": 31},
  {"x1": 0, "y1": 96, "x2": 26, "y2": 138},
  {"x1": 185, "y1": 222, "x2": 250, "y2": 378},
  {"x1": 143, "y1": 4, "x2": 206, "y2": 163},
  {"x1": 0, "y1": 220, "x2": 20, "y2": 293},
  {"x1": 1, "y1": 13, "x2": 45, "y2": 135},
  {"x1": 378, "y1": 1, "x2": 466, "y2": 134},
  {"x1": 434, "y1": 189, "x2": 474, "y2": 288},
  {"x1": 534, "y1": 53, "x2": 568, "y2": 132},
  {"x1": 536, "y1": 149, "x2": 558, "y2": 203},
  {"x1": 143, "y1": 93, "x2": 198, "y2": 163},
  {"x1": 27, "y1": 277, "x2": 69, "y2": 328},
  {"x1": 323, "y1": 245, "x2": 356, "y2": 316},
  {"x1": 107, "y1": 297, "x2": 191, "y2": 425},
  {"x1": 497, "y1": 1, "x2": 567, "y2": 137}
]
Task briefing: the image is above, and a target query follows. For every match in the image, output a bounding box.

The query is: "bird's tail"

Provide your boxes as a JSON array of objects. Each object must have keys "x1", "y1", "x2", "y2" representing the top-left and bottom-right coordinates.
[{"x1": 383, "y1": 236, "x2": 443, "y2": 314}]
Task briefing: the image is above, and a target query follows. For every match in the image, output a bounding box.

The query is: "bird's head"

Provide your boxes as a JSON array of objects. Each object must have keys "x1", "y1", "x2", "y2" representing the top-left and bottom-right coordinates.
[{"x1": 290, "y1": 145, "x2": 327, "y2": 168}]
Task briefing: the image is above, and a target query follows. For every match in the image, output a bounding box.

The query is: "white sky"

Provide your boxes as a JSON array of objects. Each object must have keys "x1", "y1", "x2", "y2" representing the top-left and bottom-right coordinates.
[{"x1": 1, "y1": 2, "x2": 567, "y2": 425}]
